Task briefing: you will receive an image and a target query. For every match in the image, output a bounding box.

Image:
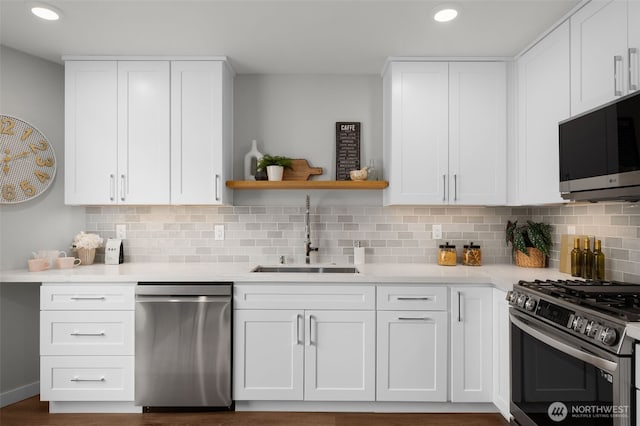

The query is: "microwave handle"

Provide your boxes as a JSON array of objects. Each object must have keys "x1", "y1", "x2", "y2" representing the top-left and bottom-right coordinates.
[{"x1": 510, "y1": 313, "x2": 618, "y2": 374}]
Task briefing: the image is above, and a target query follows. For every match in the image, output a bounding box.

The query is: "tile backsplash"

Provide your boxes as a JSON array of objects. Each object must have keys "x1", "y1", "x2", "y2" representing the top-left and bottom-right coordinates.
[{"x1": 85, "y1": 202, "x2": 640, "y2": 282}]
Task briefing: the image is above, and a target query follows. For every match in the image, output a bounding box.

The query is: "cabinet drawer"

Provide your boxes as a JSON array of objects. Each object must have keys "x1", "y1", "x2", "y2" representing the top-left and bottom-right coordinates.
[
  {"x1": 41, "y1": 284, "x2": 135, "y2": 310},
  {"x1": 377, "y1": 286, "x2": 448, "y2": 310},
  {"x1": 234, "y1": 284, "x2": 375, "y2": 310},
  {"x1": 40, "y1": 356, "x2": 134, "y2": 401},
  {"x1": 41, "y1": 311, "x2": 134, "y2": 356}
]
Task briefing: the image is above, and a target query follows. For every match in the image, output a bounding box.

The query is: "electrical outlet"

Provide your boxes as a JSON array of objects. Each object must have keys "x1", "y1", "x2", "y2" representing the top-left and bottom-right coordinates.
[
  {"x1": 116, "y1": 224, "x2": 126, "y2": 240},
  {"x1": 432, "y1": 224, "x2": 442, "y2": 239},
  {"x1": 214, "y1": 225, "x2": 225, "y2": 241}
]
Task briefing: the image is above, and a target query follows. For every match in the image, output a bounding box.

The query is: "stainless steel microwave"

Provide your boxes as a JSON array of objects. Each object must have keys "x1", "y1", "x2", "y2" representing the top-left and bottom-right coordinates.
[{"x1": 559, "y1": 91, "x2": 640, "y2": 202}]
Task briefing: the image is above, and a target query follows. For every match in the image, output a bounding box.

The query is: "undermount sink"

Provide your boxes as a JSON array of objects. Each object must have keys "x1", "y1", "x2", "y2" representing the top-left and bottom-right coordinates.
[{"x1": 251, "y1": 265, "x2": 359, "y2": 274}]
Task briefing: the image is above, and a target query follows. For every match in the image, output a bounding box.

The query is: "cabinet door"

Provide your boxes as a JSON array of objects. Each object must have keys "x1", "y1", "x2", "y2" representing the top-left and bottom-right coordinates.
[
  {"x1": 171, "y1": 61, "x2": 229, "y2": 204},
  {"x1": 233, "y1": 310, "x2": 304, "y2": 400},
  {"x1": 117, "y1": 61, "x2": 170, "y2": 204},
  {"x1": 450, "y1": 287, "x2": 493, "y2": 402},
  {"x1": 376, "y1": 310, "x2": 448, "y2": 402},
  {"x1": 384, "y1": 62, "x2": 449, "y2": 205},
  {"x1": 449, "y1": 62, "x2": 507, "y2": 205},
  {"x1": 629, "y1": 0, "x2": 640, "y2": 94},
  {"x1": 304, "y1": 310, "x2": 375, "y2": 401},
  {"x1": 64, "y1": 61, "x2": 118, "y2": 205},
  {"x1": 492, "y1": 289, "x2": 511, "y2": 420},
  {"x1": 515, "y1": 21, "x2": 570, "y2": 205},
  {"x1": 571, "y1": 0, "x2": 628, "y2": 115}
]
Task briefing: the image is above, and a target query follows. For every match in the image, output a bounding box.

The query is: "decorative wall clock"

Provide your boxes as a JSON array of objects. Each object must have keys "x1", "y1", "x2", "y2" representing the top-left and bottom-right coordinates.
[{"x1": 0, "y1": 114, "x2": 56, "y2": 204}]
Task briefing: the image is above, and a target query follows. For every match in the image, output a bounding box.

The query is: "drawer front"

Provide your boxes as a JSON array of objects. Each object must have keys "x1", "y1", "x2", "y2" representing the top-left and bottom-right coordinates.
[
  {"x1": 234, "y1": 284, "x2": 375, "y2": 310},
  {"x1": 40, "y1": 356, "x2": 134, "y2": 401},
  {"x1": 41, "y1": 284, "x2": 135, "y2": 310},
  {"x1": 41, "y1": 311, "x2": 134, "y2": 356},
  {"x1": 377, "y1": 286, "x2": 448, "y2": 310}
]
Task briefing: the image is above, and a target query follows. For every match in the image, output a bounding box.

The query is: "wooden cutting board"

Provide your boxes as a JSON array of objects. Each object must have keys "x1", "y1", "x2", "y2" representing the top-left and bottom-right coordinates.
[
  {"x1": 283, "y1": 159, "x2": 323, "y2": 180},
  {"x1": 559, "y1": 234, "x2": 587, "y2": 273}
]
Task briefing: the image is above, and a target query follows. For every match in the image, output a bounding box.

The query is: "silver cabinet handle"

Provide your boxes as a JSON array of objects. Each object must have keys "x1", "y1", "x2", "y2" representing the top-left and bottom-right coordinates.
[
  {"x1": 398, "y1": 317, "x2": 432, "y2": 321},
  {"x1": 457, "y1": 291, "x2": 462, "y2": 322},
  {"x1": 120, "y1": 174, "x2": 126, "y2": 201},
  {"x1": 629, "y1": 48, "x2": 638, "y2": 91},
  {"x1": 70, "y1": 376, "x2": 105, "y2": 382},
  {"x1": 71, "y1": 296, "x2": 106, "y2": 301},
  {"x1": 614, "y1": 55, "x2": 623, "y2": 96},
  {"x1": 295, "y1": 314, "x2": 303, "y2": 345},
  {"x1": 397, "y1": 297, "x2": 430, "y2": 300},
  {"x1": 454, "y1": 174, "x2": 458, "y2": 201},
  {"x1": 442, "y1": 174, "x2": 447, "y2": 202},
  {"x1": 308, "y1": 315, "x2": 316, "y2": 346},
  {"x1": 215, "y1": 174, "x2": 221, "y2": 201},
  {"x1": 109, "y1": 174, "x2": 115, "y2": 201},
  {"x1": 70, "y1": 331, "x2": 105, "y2": 336}
]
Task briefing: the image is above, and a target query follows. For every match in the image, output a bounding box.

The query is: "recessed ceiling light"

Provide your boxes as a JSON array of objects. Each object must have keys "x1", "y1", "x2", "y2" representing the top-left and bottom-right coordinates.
[
  {"x1": 433, "y1": 5, "x2": 459, "y2": 23},
  {"x1": 30, "y1": 3, "x2": 62, "y2": 21}
]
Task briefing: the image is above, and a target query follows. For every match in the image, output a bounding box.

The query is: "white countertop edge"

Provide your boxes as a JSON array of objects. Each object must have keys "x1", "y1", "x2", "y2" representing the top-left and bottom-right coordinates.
[{"x1": 0, "y1": 262, "x2": 574, "y2": 293}]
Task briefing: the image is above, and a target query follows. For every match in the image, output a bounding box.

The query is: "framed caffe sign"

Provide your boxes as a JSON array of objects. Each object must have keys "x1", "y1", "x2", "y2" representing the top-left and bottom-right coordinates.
[{"x1": 335, "y1": 122, "x2": 360, "y2": 180}]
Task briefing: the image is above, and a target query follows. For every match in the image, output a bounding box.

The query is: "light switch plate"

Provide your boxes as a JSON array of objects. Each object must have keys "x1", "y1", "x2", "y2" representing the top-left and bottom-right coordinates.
[
  {"x1": 116, "y1": 224, "x2": 126, "y2": 240},
  {"x1": 433, "y1": 224, "x2": 442, "y2": 239},
  {"x1": 214, "y1": 225, "x2": 225, "y2": 241}
]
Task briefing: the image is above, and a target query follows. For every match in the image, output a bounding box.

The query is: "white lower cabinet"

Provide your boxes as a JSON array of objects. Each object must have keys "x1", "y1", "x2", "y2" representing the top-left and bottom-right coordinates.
[
  {"x1": 233, "y1": 284, "x2": 376, "y2": 401},
  {"x1": 40, "y1": 283, "x2": 136, "y2": 406},
  {"x1": 376, "y1": 310, "x2": 448, "y2": 401},
  {"x1": 492, "y1": 288, "x2": 511, "y2": 420},
  {"x1": 450, "y1": 286, "x2": 493, "y2": 402}
]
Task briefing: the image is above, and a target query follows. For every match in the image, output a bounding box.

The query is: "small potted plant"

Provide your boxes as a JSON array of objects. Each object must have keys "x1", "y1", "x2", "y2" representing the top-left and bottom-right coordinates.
[
  {"x1": 256, "y1": 155, "x2": 293, "y2": 181},
  {"x1": 505, "y1": 220, "x2": 552, "y2": 268}
]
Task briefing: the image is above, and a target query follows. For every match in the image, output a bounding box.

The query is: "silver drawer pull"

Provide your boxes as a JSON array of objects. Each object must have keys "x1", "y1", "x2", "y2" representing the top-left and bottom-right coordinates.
[
  {"x1": 70, "y1": 376, "x2": 105, "y2": 382},
  {"x1": 70, "y1": 331, "x2": 105, "y2": 336},
  {"x1": 70, "y1": 296, "x2": 106, "y2": 301},
  {"x1": 398, "y1": 317, "x2": 432, "y2": 321},
  {"x1": 397, "y1": 297, "x2": 431, "y2": 300}
]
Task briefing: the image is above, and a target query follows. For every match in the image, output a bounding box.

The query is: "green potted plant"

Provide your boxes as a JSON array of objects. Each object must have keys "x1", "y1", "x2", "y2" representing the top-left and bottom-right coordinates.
[
  {"x1": 257, "y1": 155, "x2": 293, "y2": 181},
  {"x1": 505, "y1": 220, "x2": 552, "y2": 268}
]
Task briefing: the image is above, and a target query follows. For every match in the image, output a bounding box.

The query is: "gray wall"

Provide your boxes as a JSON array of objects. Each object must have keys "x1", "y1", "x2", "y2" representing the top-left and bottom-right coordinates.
[{"x1": 0, "y1": 46, "x2": 83, "y2": 403}]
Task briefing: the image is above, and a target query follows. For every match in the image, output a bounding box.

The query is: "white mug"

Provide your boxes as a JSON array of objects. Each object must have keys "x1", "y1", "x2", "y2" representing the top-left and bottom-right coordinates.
[{"x1": 56, "y1": 257, "x2": 82, "y2": 269}]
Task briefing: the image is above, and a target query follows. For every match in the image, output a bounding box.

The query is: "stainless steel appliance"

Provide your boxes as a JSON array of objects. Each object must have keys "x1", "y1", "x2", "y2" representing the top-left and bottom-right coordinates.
[
  {"x1": 135, "y1": 282, "x2": 232, "y2": 411},
  {"x1": 508, "y1": 279, "x2": 637, "y2": 426},
  {"x1": 559, "y1": 91, "x2": 640, "y2": 202}
]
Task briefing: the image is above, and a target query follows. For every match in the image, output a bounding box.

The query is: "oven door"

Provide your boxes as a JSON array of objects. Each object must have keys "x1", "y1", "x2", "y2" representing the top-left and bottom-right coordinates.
[{"x1": 510, "y1": 308, "x2": 632, "y2": 426}]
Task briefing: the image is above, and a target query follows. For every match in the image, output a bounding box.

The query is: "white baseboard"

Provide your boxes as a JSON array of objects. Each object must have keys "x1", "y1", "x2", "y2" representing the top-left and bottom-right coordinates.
[{"x1": 0, "y1": 381, "x2": 39, "y2": 408}]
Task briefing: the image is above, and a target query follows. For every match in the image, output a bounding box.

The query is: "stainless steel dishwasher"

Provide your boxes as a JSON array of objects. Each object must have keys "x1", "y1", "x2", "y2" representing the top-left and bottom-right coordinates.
[{"x1": 135, "y1": 282, "x2": 232, "y2": 411}]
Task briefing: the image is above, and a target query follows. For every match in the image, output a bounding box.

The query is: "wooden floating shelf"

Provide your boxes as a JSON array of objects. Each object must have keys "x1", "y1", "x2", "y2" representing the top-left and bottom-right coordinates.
[{"x1": 226, "y1": 180, "x2": 389, "y2": 190}]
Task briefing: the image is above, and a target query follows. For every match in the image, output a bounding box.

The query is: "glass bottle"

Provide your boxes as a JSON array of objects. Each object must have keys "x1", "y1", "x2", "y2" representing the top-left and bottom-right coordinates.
[
  {"x1": 581, "y1": 237, "x2": 594, "y2": 280},
  {"x1": 593, "y1": 239, "x2": 605, "y2": 281},
  {"x1": 367, "y1": 159, "x2": 377, "y2": 181},
  {"x1": 570, "y1": 238, "x2": 582, "y2": 277}
]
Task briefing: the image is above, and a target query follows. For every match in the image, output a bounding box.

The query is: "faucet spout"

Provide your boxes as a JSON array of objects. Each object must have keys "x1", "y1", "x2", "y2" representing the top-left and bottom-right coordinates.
[{"x1": 304, "y1": 194, "x2": 318, "y2": 264}]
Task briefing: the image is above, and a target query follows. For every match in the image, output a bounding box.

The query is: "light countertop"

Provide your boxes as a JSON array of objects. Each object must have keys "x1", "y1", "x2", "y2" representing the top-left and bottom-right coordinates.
[{"x1": 0, "y1": 262, "x2": 574, "y2": 292}]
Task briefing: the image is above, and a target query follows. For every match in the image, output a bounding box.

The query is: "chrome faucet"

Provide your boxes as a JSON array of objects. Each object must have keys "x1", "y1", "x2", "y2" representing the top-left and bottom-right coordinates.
[{"x1": 304, "y1": 194, "x2": 318, "y2": 264}]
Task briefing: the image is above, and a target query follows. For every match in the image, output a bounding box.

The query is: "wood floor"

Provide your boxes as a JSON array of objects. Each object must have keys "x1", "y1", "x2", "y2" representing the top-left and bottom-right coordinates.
[{"x1": 0, "y1": 397, "x2": 509, "y2": 426}]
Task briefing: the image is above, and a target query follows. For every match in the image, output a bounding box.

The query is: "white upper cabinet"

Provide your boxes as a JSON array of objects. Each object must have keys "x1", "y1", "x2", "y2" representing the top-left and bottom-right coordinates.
[
  {"x1": 170, "y1": 61, "x2": 233, "y2": 204},
  {"x1": 383, "y1": 61, "x2": 506, "y2": 205},
  {"x1": 570, "y1": 0, "x2": 637, "y2": 115},
  {"x1": 514, "y1": 20, "x2": 571, "y2": 205},
  {"x1": 65, "y1": 58, "x2": 233, "y2": 205}
]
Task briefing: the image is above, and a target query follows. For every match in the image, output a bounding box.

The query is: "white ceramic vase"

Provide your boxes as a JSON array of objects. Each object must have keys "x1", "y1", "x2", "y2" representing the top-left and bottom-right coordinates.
[
  {"x1": 243, "y1": 139, "x2": 263, "y2": 180},
  {"x1": 267, "y1": 165, "x2": 284, "y2": 181}
]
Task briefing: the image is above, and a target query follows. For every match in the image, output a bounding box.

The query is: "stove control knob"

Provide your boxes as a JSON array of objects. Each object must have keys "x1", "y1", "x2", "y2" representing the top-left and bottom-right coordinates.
[
  {"x1": 516, "y1": 294, "x2": 527, "y2": 307},
  {"x1": 524, "y1": 298, "x2": 537, "y2": 311},
  {"x1": 585, "y1": 321, "x2": 599, "y2": 338},
  {"x1": 600, "y1": 328, "x2": 618, "y2": 346},
  {"x1": 509, "y1": 291, "x2": 518, "y2": 304},
  {"x1": 571, "y1": 316, "x2": 581, "y2": 331}
]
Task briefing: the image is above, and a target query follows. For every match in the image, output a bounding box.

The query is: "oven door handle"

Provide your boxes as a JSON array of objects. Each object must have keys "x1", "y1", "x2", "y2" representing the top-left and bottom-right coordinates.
[{"x1": 510, "y1": 313, "x2": 618, "y2": 374}]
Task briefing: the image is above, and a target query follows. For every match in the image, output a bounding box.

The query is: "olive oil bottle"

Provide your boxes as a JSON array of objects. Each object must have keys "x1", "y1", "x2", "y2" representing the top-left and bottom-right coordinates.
[
  {"x1": 581, "y1": 237, "x2": 594, "y2": 280},
  {"x1": 570, "y1": 238, "x2": 582, "y2": 277},
  {"x1": 593, "y1": 239, "x2": 605, "y2": 280}
]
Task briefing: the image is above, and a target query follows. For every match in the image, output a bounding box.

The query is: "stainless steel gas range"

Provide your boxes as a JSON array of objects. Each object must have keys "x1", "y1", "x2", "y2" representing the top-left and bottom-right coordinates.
[{"x1": 507, "y1": 279, "x2": 639, "y2": 426}]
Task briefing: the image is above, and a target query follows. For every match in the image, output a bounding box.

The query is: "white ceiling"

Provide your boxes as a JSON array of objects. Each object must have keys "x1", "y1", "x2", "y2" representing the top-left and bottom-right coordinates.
[{"x1": 0, "y1": 0, "x2": 581, "y2": 74}]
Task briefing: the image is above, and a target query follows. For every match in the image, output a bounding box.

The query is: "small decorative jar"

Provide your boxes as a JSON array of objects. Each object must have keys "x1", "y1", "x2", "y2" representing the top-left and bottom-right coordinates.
[
  {"x1": 438, "y1": 242, "x2": 457, "y2": 266},
  {"x1": 462, "y1": 242, "x2": 482, "y2": 266},
  {"x1": 76, "y1": 247, "x2": 96, "y2": 265}
]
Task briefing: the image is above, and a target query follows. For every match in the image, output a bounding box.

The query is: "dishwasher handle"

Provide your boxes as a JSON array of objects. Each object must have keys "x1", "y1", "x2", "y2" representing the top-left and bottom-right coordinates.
[
  {"x1": 136, "y1": 295, "x2": 230, "y2": 303},
  {"x1": 136, "y1": 284, "x2": 232, "y2": 297}
]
